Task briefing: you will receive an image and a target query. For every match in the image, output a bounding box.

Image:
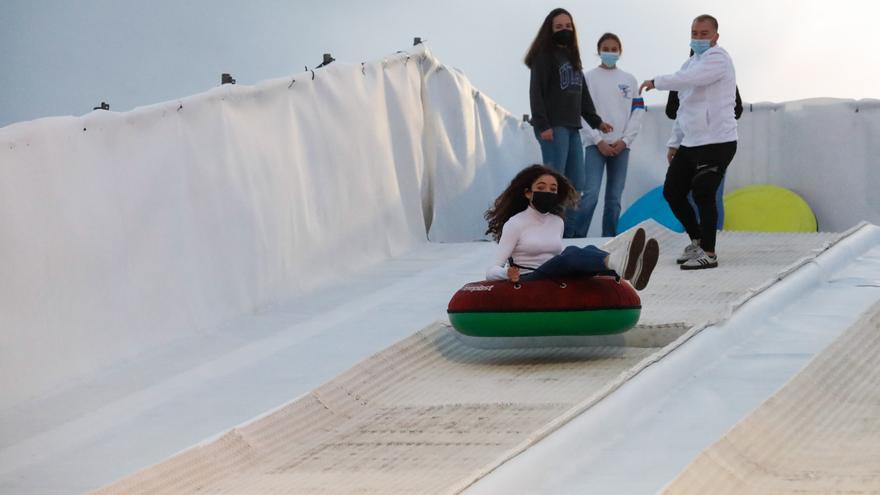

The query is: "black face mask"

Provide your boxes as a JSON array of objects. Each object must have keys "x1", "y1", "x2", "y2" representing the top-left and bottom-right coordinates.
[
  {"x1": 530, "y1": 191, "x2": 558, "y2": 214},
  {"x1": 551, "y1": 29, "x2": 574, "y2": 47}
]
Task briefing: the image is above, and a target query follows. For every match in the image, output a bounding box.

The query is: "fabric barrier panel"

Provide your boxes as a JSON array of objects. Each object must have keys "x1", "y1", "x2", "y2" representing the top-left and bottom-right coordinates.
[
  {"x1": 615, "y1": 98, "x2": 880, "y2": 238},
  {"x1": 420, "y1": 58, "x2": 541, "y2": 241},
  {"x1": 0, "y1": 50, "x2": 435, "y2": 406}
]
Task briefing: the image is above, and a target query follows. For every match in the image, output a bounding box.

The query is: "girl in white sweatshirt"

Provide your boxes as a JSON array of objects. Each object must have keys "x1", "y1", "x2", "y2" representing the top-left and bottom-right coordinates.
[
  {"x1": 576, "y1": 33, "x2": 645, "y2": 237},
  {"x1": 484, "y1": 165, "x2": 658, "y2": 291}
]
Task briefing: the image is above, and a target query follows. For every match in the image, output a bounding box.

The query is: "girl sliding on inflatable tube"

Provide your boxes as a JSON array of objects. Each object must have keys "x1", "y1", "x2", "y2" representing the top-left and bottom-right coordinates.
[{"x1": 484, "y1": 164, "x2": 659, "y2": 290}]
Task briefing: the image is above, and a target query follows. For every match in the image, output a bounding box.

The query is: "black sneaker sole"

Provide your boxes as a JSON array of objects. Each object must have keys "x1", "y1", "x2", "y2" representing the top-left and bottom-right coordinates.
[
  {"x1": 680, "y1": 258, "x2": 718, "y2": 270},
  {"x1": 633, "y1": 238, "x2": 659, "y2": 290},
  {"x1": 623, "y1": 228, "x2": 646, "y2": 281}
]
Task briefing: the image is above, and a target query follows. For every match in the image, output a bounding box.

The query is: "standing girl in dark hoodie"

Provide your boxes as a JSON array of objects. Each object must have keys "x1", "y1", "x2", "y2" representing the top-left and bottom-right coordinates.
[{"x1": 526, "y1": 7, "x2": 613, "y2": 238}]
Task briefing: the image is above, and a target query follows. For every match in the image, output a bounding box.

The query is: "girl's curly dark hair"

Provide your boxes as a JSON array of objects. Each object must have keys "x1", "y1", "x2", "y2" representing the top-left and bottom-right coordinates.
[{"x1": 484, "y1": 164, "x2": 577, "y2": 242}]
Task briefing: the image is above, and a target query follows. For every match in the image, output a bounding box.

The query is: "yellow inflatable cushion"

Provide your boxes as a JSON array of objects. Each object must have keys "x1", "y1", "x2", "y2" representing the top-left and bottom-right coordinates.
[{"x1": 723, "y1": 184, "x2": 817, "y2": 232}]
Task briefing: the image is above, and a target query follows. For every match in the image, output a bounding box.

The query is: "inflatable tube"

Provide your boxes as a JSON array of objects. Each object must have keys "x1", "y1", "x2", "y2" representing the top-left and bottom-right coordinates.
[
  {"x1": 447, "y1": 276, "x2": 641, "y2": 337},
  {"x1": 723, "y1": 184, "x2": 818, "y2": 232},
  {"x1": 618, "y1": 186, "x2": 684, "y2": 233}
]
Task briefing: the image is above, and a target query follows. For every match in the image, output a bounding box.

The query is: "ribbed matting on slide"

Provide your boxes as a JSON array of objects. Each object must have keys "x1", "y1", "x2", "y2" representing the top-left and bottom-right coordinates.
[
  {"x1": 92, "y1": 226, "x2": 854, "y2": 494},
  {"x1": 662, "y1": 299, "x2": 880, "y2": 495},
  {"x1": 610, "y1": 225, "x2": 845, "y2": 328},
  {"x1": 92, "y1": 325, "x2": 656, "y2": 494}
]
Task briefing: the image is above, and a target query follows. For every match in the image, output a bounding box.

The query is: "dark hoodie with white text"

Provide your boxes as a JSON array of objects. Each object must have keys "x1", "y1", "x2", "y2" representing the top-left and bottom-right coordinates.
[{"x1": 529, "y1": 47, "x2": 603, "y2": 132}]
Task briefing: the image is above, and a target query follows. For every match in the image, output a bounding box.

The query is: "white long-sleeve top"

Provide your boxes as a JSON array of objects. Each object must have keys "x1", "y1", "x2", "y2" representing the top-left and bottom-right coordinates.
[
  {"x1": 653, "y1": 45, "x2": 738, "y2": 148},
  {"x1": 581, "y1": 66, "x2": 645, "y2": 147},
  {"x1": 486, "y1": 207, "x2": 563, "y2": 281}
]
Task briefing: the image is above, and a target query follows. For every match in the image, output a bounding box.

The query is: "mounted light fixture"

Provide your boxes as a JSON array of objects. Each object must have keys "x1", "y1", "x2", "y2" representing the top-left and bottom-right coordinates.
[{"x1": 316, "y1": 53, "x2": 335, "y2": 68}]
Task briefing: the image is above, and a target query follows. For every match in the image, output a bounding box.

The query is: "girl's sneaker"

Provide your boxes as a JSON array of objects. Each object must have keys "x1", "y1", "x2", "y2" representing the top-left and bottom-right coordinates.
[
  {"x1": 607, "y1": 228, "x2": 646, "y2": 280},
  {"x1": 631, "y1": 238, "x2": 659, "y2": 290},
  {"x1": 681, "y1": 249, "x2": 718, "y2": 270}
]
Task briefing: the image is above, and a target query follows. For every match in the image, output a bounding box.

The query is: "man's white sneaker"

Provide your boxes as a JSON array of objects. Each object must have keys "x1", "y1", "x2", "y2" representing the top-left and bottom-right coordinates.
[
  {"x1": 676, "y1": 240, "x2": 701, "y2": 264},
  {"x1": 680, "y1": 249, "x2": 718, "y2": 270}
]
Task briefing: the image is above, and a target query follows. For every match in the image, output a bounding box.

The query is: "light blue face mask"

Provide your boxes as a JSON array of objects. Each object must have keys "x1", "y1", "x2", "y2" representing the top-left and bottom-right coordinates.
[
  {"x1": 599, "y1": 52, "x2": 620, "y2": 67},
  {"x1": 690, "y1": 39, "x2": 711, "y2": 55}
]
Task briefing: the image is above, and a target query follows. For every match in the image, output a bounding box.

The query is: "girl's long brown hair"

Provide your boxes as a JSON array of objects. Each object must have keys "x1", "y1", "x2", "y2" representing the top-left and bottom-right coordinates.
[
  {"x1": 524, "y1": 8, "x2": 584, "y2": 71},
  {"x1": 484, "y1": 164, "x2": 577, "y2": 242}
]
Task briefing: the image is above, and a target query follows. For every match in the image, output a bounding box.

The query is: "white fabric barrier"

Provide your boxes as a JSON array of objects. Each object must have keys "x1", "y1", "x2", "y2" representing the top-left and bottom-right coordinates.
[
  {"x1": 0, "y1": 50, "x2": 436, "y2": 406},
  {"x1": 591, "y1": 97, "x2": 880, "y2": 236},
  {"x1": 425, "y1": 91, "x2": 880, "y2": 239},
  {"x1": 420, "y1": 59, "x2": 541, "y2": 241}
]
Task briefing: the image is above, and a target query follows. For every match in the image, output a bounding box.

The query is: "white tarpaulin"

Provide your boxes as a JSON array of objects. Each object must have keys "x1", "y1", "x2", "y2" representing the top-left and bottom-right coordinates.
[
  {"x1": 0, "y1": 49, "x2": 431, "y2": 406},
  {"x1": 594, "y1": 98, "x2": 880, "y2": 237},
  {"x1": 0, "y1": 45, "x2": 546, "y2": 406}
]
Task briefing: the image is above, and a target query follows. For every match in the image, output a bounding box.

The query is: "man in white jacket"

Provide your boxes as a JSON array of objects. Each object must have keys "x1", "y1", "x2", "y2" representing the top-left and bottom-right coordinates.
[{"x1": 639, "y1": 14, "x2": 737, "y2": 270}]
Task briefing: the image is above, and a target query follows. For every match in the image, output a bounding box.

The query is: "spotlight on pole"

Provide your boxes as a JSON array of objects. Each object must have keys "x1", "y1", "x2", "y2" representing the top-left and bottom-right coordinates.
[{"x1": 316, "y1": 53, "x2": 335, "y2": 68}]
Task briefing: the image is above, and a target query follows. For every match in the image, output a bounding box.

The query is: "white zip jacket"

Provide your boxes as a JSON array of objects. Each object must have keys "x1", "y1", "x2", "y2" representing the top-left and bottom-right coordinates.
[{"x1": 653, "y1": 45, "x2": 738, "y2": 148}]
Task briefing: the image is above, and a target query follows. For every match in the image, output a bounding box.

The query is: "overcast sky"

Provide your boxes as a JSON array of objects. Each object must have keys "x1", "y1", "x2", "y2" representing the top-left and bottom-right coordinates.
[{"x1": 2, "y1": 0, "x2": 878, "y2": 128}]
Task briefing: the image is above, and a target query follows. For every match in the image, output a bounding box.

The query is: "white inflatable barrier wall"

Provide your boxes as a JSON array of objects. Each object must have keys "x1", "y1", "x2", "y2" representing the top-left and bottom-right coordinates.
[
  {"x1": 599, "y1": 97, "x2": 880, "y2": 237},
  {"x1": 0, "y1": 46, "x2": 536, "y2": 406},
  {"x1": 1, "y1": 45, "x2": 878, "y2": 406}
]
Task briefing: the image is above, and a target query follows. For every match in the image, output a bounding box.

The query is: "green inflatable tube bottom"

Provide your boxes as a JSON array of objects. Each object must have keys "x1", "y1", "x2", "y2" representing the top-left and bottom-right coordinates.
[{"x1": 448, "y1": 308, "x2": 641, "y2": 338}]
